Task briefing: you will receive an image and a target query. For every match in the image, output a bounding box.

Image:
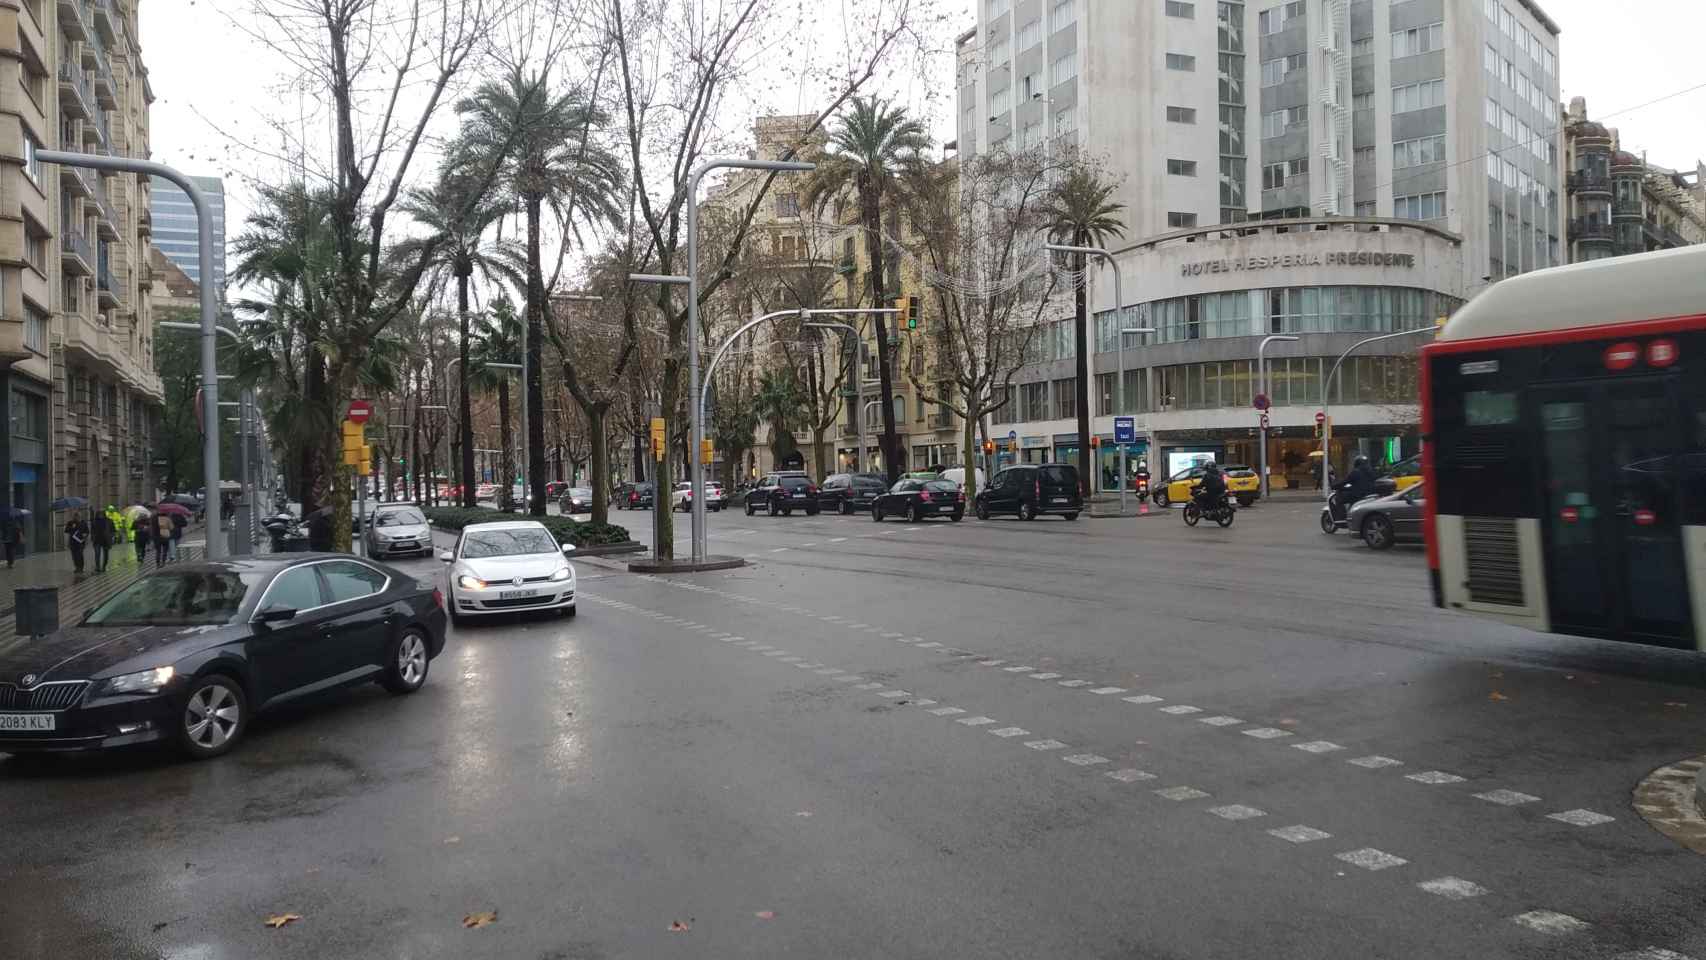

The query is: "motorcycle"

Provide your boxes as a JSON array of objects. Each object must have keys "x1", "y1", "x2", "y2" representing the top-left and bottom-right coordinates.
[
  {"x1": 1319, "y1": 490, "x2": 1374, "y2": 534},
  {"x1": 1182, "y1": 495, "x2": 1235, "y2": 528}
]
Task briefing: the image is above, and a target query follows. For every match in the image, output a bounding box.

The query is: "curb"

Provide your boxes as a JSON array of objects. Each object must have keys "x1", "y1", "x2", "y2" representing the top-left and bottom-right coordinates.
[
  {"x1": 570, "y1": 541, "x2": 646, "y2": 558},
  {"x1": 1633, "y1": 755, "x2": 1706, "y2": 855},
  {"x1": 626, "y1": 555, "x2": 747, "y2": 574}
]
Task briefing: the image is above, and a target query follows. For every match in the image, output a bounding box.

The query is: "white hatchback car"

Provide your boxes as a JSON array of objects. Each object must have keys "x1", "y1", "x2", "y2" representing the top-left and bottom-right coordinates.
[{"x1": 440, "y1": 520, "x2": 576, "y2": 625}]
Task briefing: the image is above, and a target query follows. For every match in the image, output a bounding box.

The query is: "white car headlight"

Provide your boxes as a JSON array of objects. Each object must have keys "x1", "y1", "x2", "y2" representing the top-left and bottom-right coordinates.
[
  {"x1": 549, "y1": 566, "x2": 572, "y2": 582},
  {"x1": 457, "y1": 574, "x2": 488, "y2": 590},
  {"x1": 102, "y1": 665, "x2": 176, "y2": 695}
]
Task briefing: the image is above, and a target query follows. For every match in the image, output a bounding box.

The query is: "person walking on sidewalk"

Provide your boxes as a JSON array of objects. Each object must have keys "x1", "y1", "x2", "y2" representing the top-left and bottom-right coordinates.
[
  {"x1": 133, "y1": 519, "x2": 150, "y2": 564},
  {"x1": 169, "y1": 513, "x2": 186, "y2": 561},
  {"x1": 154, "y1": 514, "x2": 172, "y2": 567},
  {"x1": 92, "y1": 508, "x2": 115, "y2": 573},
  {"x1": 2, "y1": 513, "x2": 19, "y2": 569},
  {"x1": 64, "y1": 510, "x2": 89, "y2": 575}
]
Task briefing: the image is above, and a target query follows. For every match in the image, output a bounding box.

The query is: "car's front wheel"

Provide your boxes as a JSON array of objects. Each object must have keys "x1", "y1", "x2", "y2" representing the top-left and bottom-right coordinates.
[
  {"x1": 1018, "y1": 502, "x2": 1037, "y2": 521},
  {"x1": 872, "y1": 504, "x2": 883, "y2": 522},
  {"x1": 1154, "y1": 489, "x2": 1170, "y2": 508},
  {"x1": 381, "y1": 627, "x2": 431, "y2": 694},
  {"x1": 975, "y1": 500, "x2": 990, "y2": 521},
  {"x1": 1362, "y1": 514, "x2": 1395, "y2": 550},
  {"x1": 176, "y1": 674, "x2": 247, "y2": 760}
]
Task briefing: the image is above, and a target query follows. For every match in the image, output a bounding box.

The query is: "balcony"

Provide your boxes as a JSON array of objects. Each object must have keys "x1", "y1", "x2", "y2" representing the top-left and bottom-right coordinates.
[
  {"x1": 1566, "y1": 171, "x2": 1610, "y2": 196},
  {"x1": 60, "y1": 228, "x2": 93, "y2": 275},
  {"x1": 56, "y1": 61, "x2": 92, "y2": 119},
  {"x1": 88, "y1": 42, "x2": 116, "y2": 108},
  {"x1": 90, "y1": 0, "x2": 115, "y2": 45},
  {"x1": 929, "y1": 412, "x2": 956, "y2": 431},
  {"x1": 93, "y1": 180, "x2": 119, "y2": 239},
  {"x1": 1643, "y1": 219, "x2": 1689, "y2": 250},
  {"x1": 137, "y1": 204, "x2": 151, "y2": 237},
  {"x1": 97, "y1": 263, "x2": 118, "y2": 307},
  {"x1": 80, "y1": 110, "x2": 109, "y2": 152},
  {"x1": 1568, "y1": 218, "x2": 1612, "y2": 242},
  {"x1": 57, "y1": 0, "x2": 89, "y2": 41},
  {"x1": 1612, "y1": 198, "x2": 1643, "y2": 219},
  {"x1": 60, "y1": 161, "x2": 94, "y2": 199}
]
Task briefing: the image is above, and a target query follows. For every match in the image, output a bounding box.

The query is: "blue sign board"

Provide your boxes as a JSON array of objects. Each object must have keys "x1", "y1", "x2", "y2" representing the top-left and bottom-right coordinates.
[
  {"x1": 1008, "y1": 429, "x2": 1018, "y2": 441},
  {"x1": 1113, "y1": 417, "x2": 1136, "y2": 444}
]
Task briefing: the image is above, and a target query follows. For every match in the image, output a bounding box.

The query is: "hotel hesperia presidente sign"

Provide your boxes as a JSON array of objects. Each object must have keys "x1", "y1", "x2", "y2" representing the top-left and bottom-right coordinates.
[{"x1": 1181, "y1": 251, "x2": 1418, "y2": 276}]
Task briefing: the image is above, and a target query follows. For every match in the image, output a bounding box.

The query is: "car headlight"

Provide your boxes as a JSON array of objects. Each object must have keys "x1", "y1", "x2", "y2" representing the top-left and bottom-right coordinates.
[
  {"x1": 457, "y1": 574, "x2": 488, "y2": 590},
  {"x1": 549, "y1": 566, "x2": 572, "y2": 582},
  {"x1": 101, "y1": 665, "x2": 176, "y2": 695}
]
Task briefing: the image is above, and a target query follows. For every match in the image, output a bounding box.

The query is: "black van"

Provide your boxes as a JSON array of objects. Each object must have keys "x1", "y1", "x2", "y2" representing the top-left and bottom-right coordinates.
[
  {"x1": 973, "y1": 463, "x2": 1082, "y2": 521},
  {"x1": 817, "y1": 473, "x2": 888, "y2": 514}
]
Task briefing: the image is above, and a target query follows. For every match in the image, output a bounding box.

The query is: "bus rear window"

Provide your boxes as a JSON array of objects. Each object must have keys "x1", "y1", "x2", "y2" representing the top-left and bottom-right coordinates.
[{"x1": 1464, "y1": 390, "x2": 1519, "y2": 426}]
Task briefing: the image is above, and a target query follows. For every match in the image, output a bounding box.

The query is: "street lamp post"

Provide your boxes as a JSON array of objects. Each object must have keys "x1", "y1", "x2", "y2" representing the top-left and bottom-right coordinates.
[
  {"x1": 1318, "y1": 328, "x2": 1435, "y2": 503},
  {"x1": 55, "y1": 152, "x2": 223, "y2": 552},
  {"x1": 1257, "y1": 335, "x2": 1300, "y2": 501},
  {"x1": 1117, "y1": 325, "x2": 1157, "y2": 515},
  {"x1": 633, "y1": 156, "x2": 816, "y2": 567},
  {"x1": 803, "y1": 320, "x2": 867, "y2": 480}
]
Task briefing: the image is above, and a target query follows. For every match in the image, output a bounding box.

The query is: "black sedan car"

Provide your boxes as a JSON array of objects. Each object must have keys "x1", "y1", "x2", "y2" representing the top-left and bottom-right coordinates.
[
  {"x1": 558, "y1": 486, "x2": 593, "y2": 515},
  {"x1": 614, "y1": 482, "x2": 654, "y2": 510},
  {"x1": 744, "y1": 472, "x2": 819, "y2": 516},
  {"x1": 872, "y1": 478, "x2": 965, "y2": 522},
  {"x1": 818, "y1": 473, "x2": 888, "y2": 515},
  {"x1": 0, "y1": 556, "x2": 447, "y2": 760}
]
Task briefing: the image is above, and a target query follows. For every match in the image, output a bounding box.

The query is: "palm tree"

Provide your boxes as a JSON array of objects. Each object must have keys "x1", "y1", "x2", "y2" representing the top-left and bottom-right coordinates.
[
  {"x1": 392, "y1": 167, "x2": 522, "y2": 507},
  {"x1": 751, "y1": 370, "x2": 802, "y2": 470},
  {"x1": 1039, "y1": 168, "x2": 1125, "y2": 498},
  {"x1": 802, "y1": 96, "x2": 931, "y2": 484},
  {"x1": 456, "y1": 67, "x2": 624, "y2": 516},
  {"x1": 469, "y1": 297, "x2": 526, "y2": 510}
]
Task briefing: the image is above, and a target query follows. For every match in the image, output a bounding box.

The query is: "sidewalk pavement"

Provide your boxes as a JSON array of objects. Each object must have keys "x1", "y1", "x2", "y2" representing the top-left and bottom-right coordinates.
[{"x1": 0, "y1": 523, "x2": 246, "y2": 631}]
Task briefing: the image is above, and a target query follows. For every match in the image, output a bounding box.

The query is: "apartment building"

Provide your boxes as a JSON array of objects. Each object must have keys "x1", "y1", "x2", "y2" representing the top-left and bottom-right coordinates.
[
  {"x1": 1561, "y1": 97, "x2": 1706, "y2": 263},
  {"x1": 0, "y1": 0, "x2": 161, "y2": 550},
  {"x1": 957, "y1": 0, "x2": 1558, "y2": 484}
]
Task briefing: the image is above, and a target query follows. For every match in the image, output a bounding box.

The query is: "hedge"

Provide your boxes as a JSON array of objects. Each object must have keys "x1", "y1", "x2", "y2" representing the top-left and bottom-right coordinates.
[{"x1": 421, "y1": 507, "x2": 631, "y2": 547}]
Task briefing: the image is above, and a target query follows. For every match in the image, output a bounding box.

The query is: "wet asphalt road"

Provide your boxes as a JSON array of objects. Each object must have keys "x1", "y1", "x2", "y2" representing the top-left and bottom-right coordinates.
[{"x1": 5, "y1": 497, "x2": 1706, "y2": 959}]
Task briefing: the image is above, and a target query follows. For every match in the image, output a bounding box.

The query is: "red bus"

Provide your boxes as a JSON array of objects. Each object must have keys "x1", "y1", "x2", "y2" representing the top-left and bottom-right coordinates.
[{"x1": 1422, "y1": 245, "x2": 1706, "y2": 650}]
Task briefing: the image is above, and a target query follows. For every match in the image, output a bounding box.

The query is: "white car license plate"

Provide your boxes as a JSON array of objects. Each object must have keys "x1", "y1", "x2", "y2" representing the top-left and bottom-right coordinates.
[
  {"x1": 1052, "y1": 497, "x2": 1069, "y2": 504},
  {"x1": 0, "y1": 713, "x2": 54, "y2": 732},
  {"x1": 791, "y1": 493, "x2": 805, "y2": 499},
  {"x1": 499, "y1": 589, "x2": 538, "y2": 600}
]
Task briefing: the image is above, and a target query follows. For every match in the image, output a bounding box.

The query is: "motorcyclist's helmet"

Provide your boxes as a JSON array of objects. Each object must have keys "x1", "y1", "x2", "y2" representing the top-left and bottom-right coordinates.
[{"x1": 1354, "y1": 455, "x2": 1370, "y2": 468}]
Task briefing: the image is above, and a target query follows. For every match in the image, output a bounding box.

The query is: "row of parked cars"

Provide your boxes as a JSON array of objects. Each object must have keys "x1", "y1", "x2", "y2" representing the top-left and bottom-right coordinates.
[{"x1": 738, "y1": 463, "x2": 1085, "y2": 522}]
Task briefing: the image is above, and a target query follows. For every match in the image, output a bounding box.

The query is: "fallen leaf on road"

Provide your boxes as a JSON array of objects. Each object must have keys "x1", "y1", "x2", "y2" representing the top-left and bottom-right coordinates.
[
  {"x1": 462, "y1": 911, "x2": 498, "y2": 929},
  {"x1": 670, "y1": 920, "x2": 692, "y2": 932},
  {"x1": 264, "y1": 914, "x2": 302, "y2": 929},
  {"x1": 1488, "y1": 691, "x2": 1509, "y2": 701},
  {"x1": 755, "y1": 911, "x2": 775, "y2": 920},
  {"x1": 1278, "y1": 718, "x2": 1298, "y2": 726}
]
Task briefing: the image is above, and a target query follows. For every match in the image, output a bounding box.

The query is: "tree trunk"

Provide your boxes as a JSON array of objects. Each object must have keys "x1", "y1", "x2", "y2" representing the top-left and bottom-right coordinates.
[
  {"x1": 861, "y1": 176, "x2": 900, "y2": 484},
  {"x1": 524, "y1": 192, "x2": 548, "y2": 517},
  {"x1": 457, "y1": 272, "x2": 475, "y2": 507},
  {"x1": 812, "y1": 425, "x2": 828, "y2": 480},
  {"x1": 961, "y1": 408, "x2": 979, "y2": 502},
  {"x1": 588, "y1": 404, "x2": 608, "y2": 525},
  {"x1": 1073, "y1": 248, "x2": 1092, "y2": 498},
  {"x1": 497, "y1": 378, "x2": 513, "y2": 510}
]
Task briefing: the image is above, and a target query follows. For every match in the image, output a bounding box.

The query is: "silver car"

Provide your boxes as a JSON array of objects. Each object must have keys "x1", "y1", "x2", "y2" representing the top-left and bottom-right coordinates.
[
  {"x1": 364, "y1": 504, "x2": 432, "y2": 558},
  {"x1": 439, "y1": 520, "x2": 576, "y2": 625},
  {"x1": 1347, "y1": 487, "x2": 1426, "y2": 550}
]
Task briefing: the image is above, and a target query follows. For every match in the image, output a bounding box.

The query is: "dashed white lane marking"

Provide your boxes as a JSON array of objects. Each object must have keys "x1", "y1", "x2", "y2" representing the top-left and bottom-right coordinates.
[
  {"x1": 1024, "y1": 739, "x2": 1069, "y2": 751},
  {"x1": 1198, "y1": 716, "x2": 1243, "y2": 726},
  {"x1": 1207, "y1": 804, "x2": 1267, "y2": 821},
  {"x1": 855, "y1": 682, "x2": 885, "y2": 690},
  {"x1": 916, "y1": 641, "x2": 944, "y2": 649},
  {"x1": 748, "y1": 644, "x2": 774, "y2": 651},
  {"x1": 763, "y1": 651, "x2": 789, "y2": 657},
  {"x1": 979, "y1": 660, "x2": 1008, "y2": 667},
  {"x1": 1242, "y1": 727, "x2": 1293, "y2": 739},
  {"x1": 1548, "y1": 808, "x2": 1616, "y2": 827},
  {"x1": 1292, "y1": 741, "x2": 1345, "y2": 754},
  {"x1": 1335, "y1": 848, "x2": 1408, "y2": 871},
  {"x1": 1613, "y1": 949, "x2": 1697, "y2": 960},
  {"x1": 1105, "y1": 768, "x2": 1157, "y2": 783},
  {"x1": 892, "y1": 636, "x2": 915, "y2": 643},
  {"x1": 904, "y1": 526, "x2": 922, "y2": 531},
  {"x1": 1062, "y1": 754, "x2": 1110, "y2": 766},
  {"x1": 1473, "y1": 789, "x2": 1540, "y2": 806},
  {"x1": 778, "y1": 656, "x2": 803, "y2": 663},
  {"x1": 836, "y1": 676, "x2": 865, "y2": 683},
  {"x1": 1511, "y1": 910, "x2": 1591, "y2": 934},
  {"x1": 877, "y1": 690, "x2": 909, "y2": 699},
  {"x1": 815, "y1": 668, "x2": 843, "y2": 675},
  {"x1": 1406, "y1": 771, "x2": 1467, "y2": 785},
  {"x1": 989, "y1": 727, "x2": 1030, "y2": 738},
  {"x1": 1348, "y1": 755, "x2": 1404, "y2": 769},
  {"x1": 1090, "y1": 686, "x2": 1128, "y2": 695},
  {"x1": 829, "y1": 537, "x2": 848, "y2": 542},
  {"x1": 1267, "y1": 825, "x2": 1332, "y2": 843},
  {"x1": 769, "y1": 547, "x2": 790, "y2": 553},
  {"x1": 912, "y1": 699, "x2": 938, "y2": 706},
  {"x1": 823, "y1": 616, "x2": 844, "y2": 622},
  {"x1": 1123, "y1": 695, "x2": 1164, "y2": 704},
  {"x1": 1418, "y1": 877, "x2": 1490, "y2": 900},
  {"x1": 956, "y1": 716, "x2": 998, "y2": 726},
  {"x1": 882, "y1": 632, "x2": 905, "y2": 638},
  {"x1": 1159, "y1": 705, "x2": 1203, "y2": 715},
  {"x1": 927, "y1": 707, "x2": 966, "y2": 717},
  {"x1": 1029, "y1": 672, "x2": 1063, "y2": 680},
  {"x1": 1155, "y1": 786, "x2": 1211, "y2": 801},
  {"x1": 847, "y1": 622, "x2": 869, "y2": 629},
  {"x1": 1003, "y1": 665, "x2": 1034, "y2": 672},
  {"x1": 799, "y1": 542, "x2": 818, "y2": 548},
  {"x1": 1058, "y1": 679, "x2": 1093, "y2": 688}
]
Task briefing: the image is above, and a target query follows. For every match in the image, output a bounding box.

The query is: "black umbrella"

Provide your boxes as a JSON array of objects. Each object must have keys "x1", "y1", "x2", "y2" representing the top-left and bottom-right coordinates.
[
  {"x1": 50, "y1": 496, "x2": 90, "y2": 511},
  {"x1": 304, "y1": 505, "x2": 336, "y2": 521}
]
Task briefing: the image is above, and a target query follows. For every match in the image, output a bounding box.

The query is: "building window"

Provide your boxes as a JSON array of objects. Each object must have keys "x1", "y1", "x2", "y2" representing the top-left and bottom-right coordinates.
[
  {"x1": 1485, "y1": 97, "x2": 1499, "y2": 127},
  {"x1": 1285, "y1": 105, "x2": 1306, "y2": 128},
  {"x1": 1485, "y1": 43, "x2": 1498, "y2": 74},
  {"x1": 1501, "y1": 108, "x2": 1516, "y2": 138},
  {"x1": 1262, "y1": 161, "x2": 1286, "y2": 190},
  {"x1": 1261, "y1": 110, "x2": 1285, "y2": 139},
  {"x1": 989, "y1": 36, "x2": 1010, "y2": 66},
  {"x1": 1287, "y1": 157, "x2": 1308, "y2": 177},
  {"x1": 1392, "y1": 79, "x2": 1445, "y2": 114},
  {"x1": 1050, "y1": 0, "x2": 1076, "y2": 33},
  {"x1": 1353, "y1": 145, "x2": 1375, "y2": 166},
  {"x1": 1351, "y1": 37, "x2": 1372, "y2": 57},
  {"x1": 1020, "y1": 118, "x2": 1043, "y2": 149},
  {"x1": 1390, "y1": 22, "x2": 1444, "y2": 59},
  {"x1": 1543, "y1": 48, "x2": 1555, "y2": 78},
  {"x1": 1052, "y1": 378, "x2": 1076, "y2": 420},
  {"x1": 1021, "y1": 71, "x2": 1040, "y2": 99},
  {"x1": 988, "y1": 0, "x2": 1011, "y2": 14},
  {"x1": 1020, "y1": 381, "x2": 1049, "y2": 421},
  {"x1": 1257, "y1": 1, "x2": 1303, "y2": 36},
  {"x1": 1354, "y1": 201, "x2": 1377, "y2": 217},
  {"x1": 1392, "y1": 135, "x2": 1446, "y2": 169},
  {"x1": 990, "y1": 85, "x2": 1011, "y2": 116},
  {"x1": 774, "y1": 193, "x2": 799, "y2": 218},
  {"x1": 1394, "y1": 191, "x2": 1446, "y2": 221},
  {"x1": 24, "y1": 305, "x2": 46, "y2": 356},
  {"x1": 1166, "y1": 53, "x2": 1197, "y2": 72},
  {"x1": 1166, "y1": 105, "x2": 1197, "y2": 124},
  {"x1": 1017, "y1": 18, "x2": 1042, "y2": 49},
  {"x1": 1055, "y1": 105, "x2": 1077, "y2": 132},
  {"x1": 1050, "y1": 50, "x2": 1078, "y2": 85},
  {"x1": 22, "y1": 133, "x2": 40, "y2": 185},
  {"x1": 1166, "y1": 0, "x2": 1195, "y2": 17},
  {"x1": 1352, "y1": 92, "x2": 1373, "y2": 110},
  {"x1": 1167, "y1": 211, "x2": 1198, "y2": 228},
  {"x1": 1167, "y1": 158, "x2": 1198, "y2": 177}
]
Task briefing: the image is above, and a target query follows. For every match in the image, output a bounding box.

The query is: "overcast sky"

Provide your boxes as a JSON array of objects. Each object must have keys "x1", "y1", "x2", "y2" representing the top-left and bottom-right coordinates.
[{"x1": 141, "y1": 0, "x2": 1704, "y2": 278}]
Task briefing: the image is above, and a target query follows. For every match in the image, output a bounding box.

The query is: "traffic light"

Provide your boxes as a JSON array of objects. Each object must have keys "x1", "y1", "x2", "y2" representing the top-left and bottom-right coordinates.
[
  {"x1": 1090, "y1": 436, "x2": 1101, "y2": 450},
  {"x1": 892, "y1": 294, "x2": 910, "y2": 329},
  {"x1": 907, "y1": 294, "x2": 920, "y2": 330},
  {"x1": 982, "y1": 440, "x2": 995, "y2": 456}
]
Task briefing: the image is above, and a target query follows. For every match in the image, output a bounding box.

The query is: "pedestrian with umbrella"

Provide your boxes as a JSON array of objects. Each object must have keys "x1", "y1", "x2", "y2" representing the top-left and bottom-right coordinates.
[
  {"x1": 63, "y1": 509, "x2": 89, "y2": 575},
  {"x1": 91, "y1": 505, "x2": 116, "y2": 573},
  {"x1": 152, "y1": 511, "x2": 173, "y2": 566},
  {"x1": 131, "y1": 509, "x2": 150, "y2": 564}
]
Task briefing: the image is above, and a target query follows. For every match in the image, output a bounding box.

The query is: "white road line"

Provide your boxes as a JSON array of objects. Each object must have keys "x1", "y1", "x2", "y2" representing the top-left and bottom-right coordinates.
[
  {"x1": 893, "y1": 636, "x2": 916, "y2": 643},
  {"x1": 1155, "y1": 786, "x2": 1210, "y2": 801},
  {"x1": 770, "y1": 547, "x2": 790, "y2": 553},
  {"x1": 1206, "y1": 804, "x2": 1266, "y2": 821},
  {"x1": 855, "y1": 682, "x2": 885, "y2": 690},
  {"x1": 1122, "y1": 695, "x2": 1164, "y2": 704},
  {"x1": 877, "y1": 690, "x2": 909, "y2": 699},
  {"x1": 829, "y1": 537, "x2": 848, "y2": 542},
  {"x1": 989, "y1": 727, "x2": 1030, "y2": 738},
  {"x1": 1418, "y1": 877, "x2": 1489, "y2": 900},
  {"x1": 1292, "y1": 741, "x2": 1345, "y2": 754},
  {"x1": 1198, "y1": 716, "x2": 1243, "y2": 726},
  {"x1": 1062, "y1": 754, "x2": 1111, "y2": 766},
  {"x1": 1090, "y1": 687, "x2": 1128, "y2": 695},
  {"x1": 956, "y1": 716, "x2": 998, "y2": 726},
  {"x1": 1335, "y1": 848, "x2": 1408, "y2": 871},
  {"x1": 915, "y1": 641, "x2": 944, "y2": 649},
  {"x1": 1003, "y1": 665, "x2": 1034, "y2": 672},
  {"x1": 763, "y1": 651, "x2": 789, "y2": 657},
  {"x1": 815, "y1": 668, "x2": 844, "y2": 675},
  {"x1": 1159, "y1": 705, "x2": 1203, "y2": 715},
  {"x1": 1057, "y1": 679, "x2": 1093, "y2": 688},
  {"x1": 1612, "y1": 949, "x2": 1696, "y2": 960},
  {"x1": 904, "y1": 526, "x2": 922, "y2": 531},
  {"x1": 848, "y1": 623, "x2": 869, "y2": 629},
  {"x1": 927, "y1": 707, "x2": 967, "y2": 716},
  {"x1": 799, "y1": 542, "x2": 818, "y2": 547},
  {"x1": 1511, "y1": 910, "x2": 1591, "y2": 935},
  {"x1": 1105, "y1": 769, "x2": 1157, "y2": 783},
  {"x1": 1029, "y1": 672, "x2": 1063, "y2": 680},
  {"x1": 912, "y1": 699, "x2": 938, "y2": 706},
  {"x1": 1473, "y1": 789, "x2": 1540, "y2": 806},
  {"x1": 1242, "y1": 727, "x2": 1293, "y2": 739},
  {"x1": 1023, "y1": 739, "x2": 1069, "y2": 751},
  {"x1": 882, "y1": 632, "x2": 905, "y2": 638},
  {"x1": 1266, "y1": 825, "x2": 1332, "y2": 843},
  {"x1": 1548, "y1": 809, "x2": 1616, "y2": 827},
  {"x1": 1406, "y1": 770, "x2": 1467, "y2": 784},
  {"x1": 1347, "y1": 755, "x2": 1403, "y2": 769},
  {"x1": 778, "y1": 656, "x2": 803, "y2": 663},
  {"x1": 978, "y1": 660, "x2": 1008, "y2": 667},
  {"x1": 835, "y1": 676, "x2": 864, "y2": 683}
]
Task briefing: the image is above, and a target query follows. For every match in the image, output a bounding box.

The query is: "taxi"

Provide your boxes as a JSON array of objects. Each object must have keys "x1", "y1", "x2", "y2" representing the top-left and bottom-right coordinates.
[
  {"x1": 1378, "y1": 453, "x2": 1423, "y2": 495},
  {"x1": 1152, "y1": 463, "x2": 1262, "y2": 507}
]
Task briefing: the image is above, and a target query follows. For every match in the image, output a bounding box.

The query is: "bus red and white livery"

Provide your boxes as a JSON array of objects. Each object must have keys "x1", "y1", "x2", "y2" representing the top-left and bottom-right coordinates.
[{"x1": 1422, "y1": 244, "x2": 1706, "y2": 650}]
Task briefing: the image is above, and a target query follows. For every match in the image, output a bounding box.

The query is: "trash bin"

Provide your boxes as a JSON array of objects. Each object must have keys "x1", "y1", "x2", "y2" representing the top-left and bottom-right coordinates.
[{"x1": 14, "y1": 587, "x2": 59, "y2": 637}]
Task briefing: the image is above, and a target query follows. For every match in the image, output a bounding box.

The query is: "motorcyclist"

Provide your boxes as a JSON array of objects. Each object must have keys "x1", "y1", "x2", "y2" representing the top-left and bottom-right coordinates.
[
  {"x1": 1339, "y1": 455, "x2": 1377, "y2": 508},
  {"x1": 1192, "y1": 461, "x2": 1228, "y2": 512}
]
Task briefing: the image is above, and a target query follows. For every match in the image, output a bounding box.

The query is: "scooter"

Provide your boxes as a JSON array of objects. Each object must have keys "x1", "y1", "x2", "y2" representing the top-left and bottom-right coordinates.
[
  {"x1": 1183, "y1": 495, "x2": 1235, "y2": 528},
  {"x1": 1319, "y1": 490, "x2": 1376, "y2": 534}
]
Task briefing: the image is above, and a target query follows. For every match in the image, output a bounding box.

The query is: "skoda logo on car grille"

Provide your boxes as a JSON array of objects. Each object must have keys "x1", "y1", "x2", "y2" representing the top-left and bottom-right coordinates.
[
  {"x1": 20, "y1": 674, "x2": 36, "y2": 688},
  {"x1": 513, "y1": 577, "x2": 524, "y2": 587}
]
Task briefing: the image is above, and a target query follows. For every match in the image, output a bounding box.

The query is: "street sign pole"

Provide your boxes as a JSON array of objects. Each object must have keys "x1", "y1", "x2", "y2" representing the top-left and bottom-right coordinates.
[{"x1": 1256, "y1": 336, "x2": 1299, "y2": 501}]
